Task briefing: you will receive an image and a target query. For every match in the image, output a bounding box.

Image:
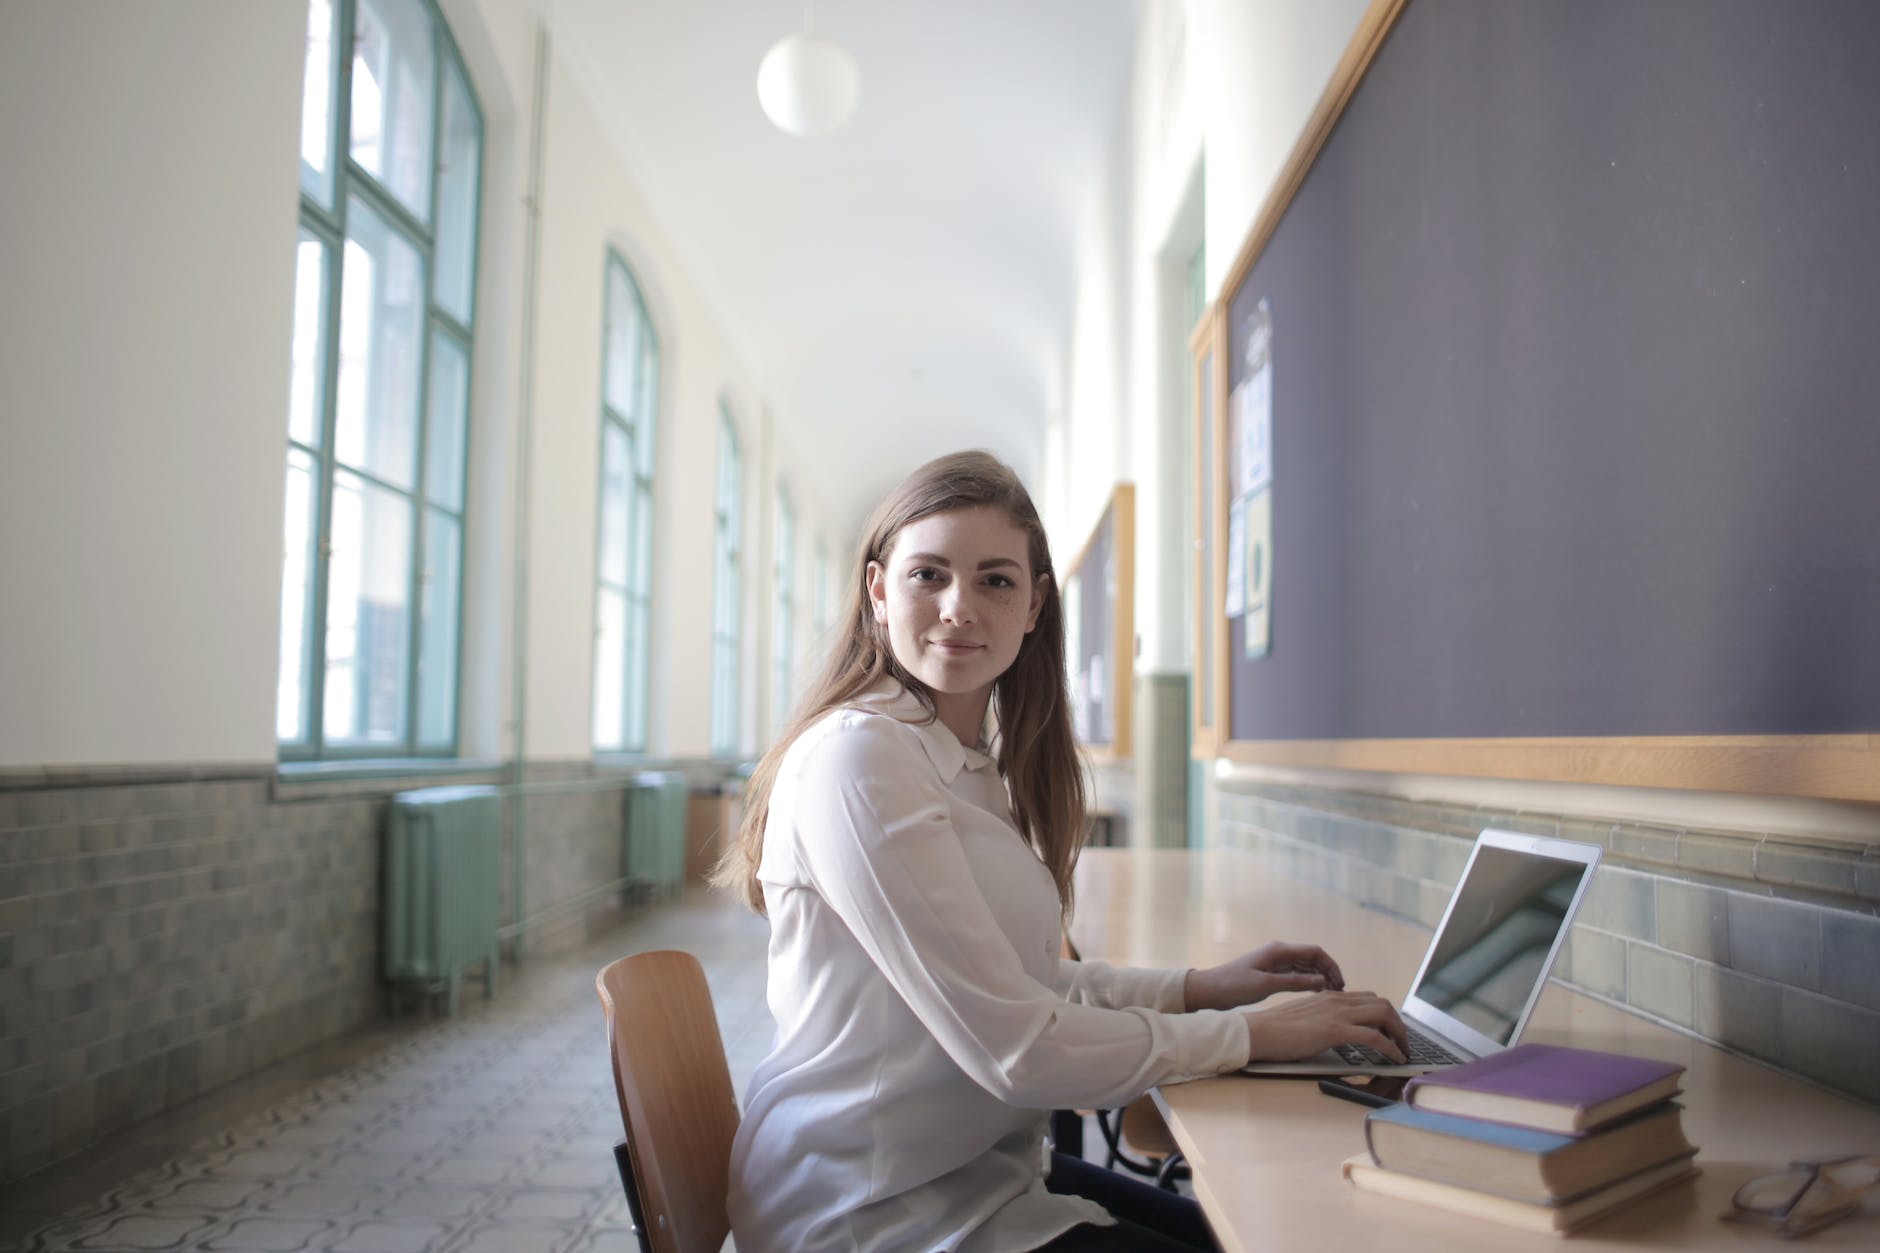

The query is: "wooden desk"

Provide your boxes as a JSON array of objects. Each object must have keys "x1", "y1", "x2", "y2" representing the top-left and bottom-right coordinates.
[{"x1": 1069, "y1": 848, "x2": 1880, "y2": 1251}]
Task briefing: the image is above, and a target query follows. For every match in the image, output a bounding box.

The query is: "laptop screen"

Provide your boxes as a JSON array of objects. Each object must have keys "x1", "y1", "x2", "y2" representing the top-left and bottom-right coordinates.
[{"x1": 1408, "y1": 839, "x2": 1597, "y2": 1047}]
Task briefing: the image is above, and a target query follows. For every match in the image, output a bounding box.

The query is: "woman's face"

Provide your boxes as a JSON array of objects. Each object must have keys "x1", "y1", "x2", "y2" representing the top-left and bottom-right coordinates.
[{"x1": 866, "y1": 506, "x2": 1045, "y2": 745}]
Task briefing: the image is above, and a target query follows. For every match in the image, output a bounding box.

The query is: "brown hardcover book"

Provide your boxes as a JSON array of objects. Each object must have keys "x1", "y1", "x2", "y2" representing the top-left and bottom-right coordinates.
[
  {"x1": 1364, "y1": 1100, "x2": 1694, "y2": 1204},
  {"x1": 1342, "y1": 1152, "x2": 1700, "y2": 1235}
]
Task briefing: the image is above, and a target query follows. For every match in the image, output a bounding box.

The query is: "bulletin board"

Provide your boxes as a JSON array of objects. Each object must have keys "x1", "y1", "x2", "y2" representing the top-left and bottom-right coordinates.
[
  {"x1": 1066, "y1": 484, "x2": 1136, "y2": 760},
  {"x1": 1200, "y1": 0, "x2": 1880, "y2": 802}
]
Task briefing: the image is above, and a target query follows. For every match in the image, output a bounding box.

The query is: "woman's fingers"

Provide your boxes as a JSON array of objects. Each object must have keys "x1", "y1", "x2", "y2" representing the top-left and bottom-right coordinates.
[
  {"x1": 1351, "y1": 1025, "x2": 1406, "y2": 1064},
  {"x1": 1288, "y1": 944, "x2": 1346, "y2": 990},
  {"x1": 1243, "y1": 989, "x2": 1412, "y2": 1063},
  {"x1": 1329, "y1": 992, "x2": 1409, "y2": 1059},
  {"x1": 1331, "y1": 1008, "x2": 1406, "y2": 1061},
  {"x1": 1268, "y1": 971, "x2": 1328, "y2": 993},
  {"x1": 1249, "y1": 940, "x2": 1346, "y2": 990}
]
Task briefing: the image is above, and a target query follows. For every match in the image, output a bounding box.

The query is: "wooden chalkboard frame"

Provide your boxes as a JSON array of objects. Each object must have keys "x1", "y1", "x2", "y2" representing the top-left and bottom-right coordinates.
[
  {"x1": 1207, "y1": 0, "x2": 1880, "y2": 805},
  {"x1": 1190, "y1": 304, "x2": 1227, "y2": 759},
  {"x1": 1067, "y1": 484, "x2": 1135, "y2": 761}
]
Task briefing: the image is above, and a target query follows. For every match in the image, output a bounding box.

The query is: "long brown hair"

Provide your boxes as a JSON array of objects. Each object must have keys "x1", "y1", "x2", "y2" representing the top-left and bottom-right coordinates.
[{"x1": 711, "y1": 449, "x2": 1088, "y2": 917}]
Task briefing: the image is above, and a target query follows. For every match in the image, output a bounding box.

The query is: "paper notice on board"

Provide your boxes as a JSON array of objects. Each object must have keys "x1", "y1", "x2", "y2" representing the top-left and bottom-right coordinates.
[
  {"x1": 1243, "y1": 486, "x2": 1272, "y2": 658},
  {"x1": 1224, "y1": 495, "x2": 1247, "y2": 618},
  {"x1": 1237, "y1": 368, "x2": 1272, "y2": 495},
  {"x1": 1238, "y1": 299, "x2": 1274, "y2": 495}
]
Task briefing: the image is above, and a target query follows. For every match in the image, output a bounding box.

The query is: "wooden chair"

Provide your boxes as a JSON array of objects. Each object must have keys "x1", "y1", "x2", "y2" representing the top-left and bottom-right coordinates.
[{"x1": 597, "y1": 950, "x2": 741, "y2": 1253}]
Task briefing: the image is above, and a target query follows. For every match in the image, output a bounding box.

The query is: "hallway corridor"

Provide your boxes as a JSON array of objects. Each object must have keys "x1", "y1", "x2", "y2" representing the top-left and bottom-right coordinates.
[{"x1": 0, "y1": 892, "x2": 772, "y2": 1253}]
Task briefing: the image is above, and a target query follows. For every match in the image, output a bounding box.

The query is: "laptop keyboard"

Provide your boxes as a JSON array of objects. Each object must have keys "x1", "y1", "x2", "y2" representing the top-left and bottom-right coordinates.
[{"x1": 1332, "y1": 1024, "x2": 1465, "y2": 1068}]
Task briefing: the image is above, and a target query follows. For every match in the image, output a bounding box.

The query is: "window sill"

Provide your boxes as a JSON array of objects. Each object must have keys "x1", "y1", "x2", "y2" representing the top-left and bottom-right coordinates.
[{"x1": 273, "y1": 756, "x2": 507, "y2": 802}]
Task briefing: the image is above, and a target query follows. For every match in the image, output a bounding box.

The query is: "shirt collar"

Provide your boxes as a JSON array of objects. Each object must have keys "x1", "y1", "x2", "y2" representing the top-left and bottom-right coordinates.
[{"x1": 851, "y1": 682, "x2": 996, "y2": 782}]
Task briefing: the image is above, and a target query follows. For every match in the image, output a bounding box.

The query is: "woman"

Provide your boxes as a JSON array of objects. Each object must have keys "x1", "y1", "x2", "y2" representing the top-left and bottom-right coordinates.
[{"x1": 715, "y1": 450, "x2": 1406, "y2": 1252}]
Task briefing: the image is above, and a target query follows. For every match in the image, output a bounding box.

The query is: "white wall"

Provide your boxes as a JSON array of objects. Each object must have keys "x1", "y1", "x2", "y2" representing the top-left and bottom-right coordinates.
[
  {"x1": 1052, "y1": 0, "x2": 1369, "y2": 676},
  {"x1": 0, "y1": 0, "x2": 839, "y2": 771},
  {"x1": 1200, "y1": 0, "x2": 1374, "y2": 301},
  {"x1": 442, "y1": 0, "x2": 531, "y2": 764},
  {"x1": 0, "y1": 1, "x2": 304, "y2": 768}
]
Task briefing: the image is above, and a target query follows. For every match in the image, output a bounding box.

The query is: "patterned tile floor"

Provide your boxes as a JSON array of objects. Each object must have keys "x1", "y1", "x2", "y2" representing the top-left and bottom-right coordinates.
[{"x1": 0, "y1": 890, "x2": 775, "y2": 1253}]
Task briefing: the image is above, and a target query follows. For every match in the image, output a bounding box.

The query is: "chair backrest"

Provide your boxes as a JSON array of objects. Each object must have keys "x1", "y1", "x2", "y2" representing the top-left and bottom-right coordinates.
[{"x1": 597, "y1": 949, "x2": 741, "y2": 1253}]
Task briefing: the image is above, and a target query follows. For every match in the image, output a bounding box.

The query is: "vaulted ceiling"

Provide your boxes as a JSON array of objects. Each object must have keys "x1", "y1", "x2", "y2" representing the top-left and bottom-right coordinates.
[{"x1": 549, "y1": 0, "x2": 1140, "y2": 540}]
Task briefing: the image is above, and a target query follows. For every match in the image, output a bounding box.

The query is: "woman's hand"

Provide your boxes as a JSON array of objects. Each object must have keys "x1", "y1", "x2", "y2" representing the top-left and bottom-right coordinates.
[
  {"x1": 1241, "y1": 990, "x2": 1409, "y2": 1064},
  {"x1": 1184, "y1": 941, "x2": 1345, "y2": 1010}
]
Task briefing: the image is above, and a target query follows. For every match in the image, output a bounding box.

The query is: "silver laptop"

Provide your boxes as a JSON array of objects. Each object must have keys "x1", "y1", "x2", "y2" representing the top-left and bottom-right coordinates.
[{"x1": 1242, "y1": 828, "x2": 1602, "y2": 1077}]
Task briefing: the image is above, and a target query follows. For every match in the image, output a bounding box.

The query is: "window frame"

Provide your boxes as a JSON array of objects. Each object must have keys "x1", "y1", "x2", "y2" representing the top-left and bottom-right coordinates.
[{"x1": 279, "y1": 0, "x2": 485, "y2": 762}]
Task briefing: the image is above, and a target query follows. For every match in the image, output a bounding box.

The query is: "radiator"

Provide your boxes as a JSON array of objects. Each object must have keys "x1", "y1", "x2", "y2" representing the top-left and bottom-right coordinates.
[
  {"x1": 383, "y1": 784, "x2": 502, "y2": 1015},
  {"x1": 624, "y1": 771, "x2": 688, "y2": 899}
]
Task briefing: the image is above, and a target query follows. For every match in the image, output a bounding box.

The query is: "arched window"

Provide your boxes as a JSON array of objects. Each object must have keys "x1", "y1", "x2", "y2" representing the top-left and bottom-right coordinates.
[
  {"x1": 594, "y1": 253, "x2": 660, "y2": 753},
  {"x1": 812, "y1": 538, "x2": 831, "y2": 659},
  {"x1": 710, "y1": 407, "x2": 743, "y2": 756},
  {"x1": 279, "y1": 0, "x2": 482, "y2": 758},
  {"x1": 771, "y1": 486, "x2": 796, "y2": 732}
]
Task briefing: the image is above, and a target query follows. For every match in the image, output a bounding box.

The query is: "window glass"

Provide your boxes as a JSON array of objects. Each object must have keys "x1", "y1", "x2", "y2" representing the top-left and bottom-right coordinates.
[
  {"x1": 593, "y1": 587, "x2": 627, "y2": 751},
  {"x1": 711, "y1": 412, "x2": 742, "y2": 755},
  {"x1": 773, "y1": 491, "x2": 795, "y2": 727},
  {"x1": 289, "y1": 231, "x2": 330, "y2": 449},
  {"x1": 324, "y1": 470, "x2": 414, "y2": 745},
  {"x1": 281, "y1": 0, "x2": 480, "y2": 760},
  {"x1": 604, "y1": 265, "x2": 642, "y2": 416},
  {"x1": 278, "y1": 449, "x2": 320, "y2": 743},
  {"x1": 423, "y1": 328, "x2": 468, "y2": 510},
  {"x1": 626, "y1": 596, "x2": 649, "y2": 750},
  {"x1": 592, "y1": 254, "x2": 660, "y2": 753},
  {"x1": 416, "y1": 508, "x2": 460, "y2": 748},
  {"x1": 336, "y1": 196, "x2": 425, "y2": 490},
  {"x1": 631, "y1": 478, "x2": 653, "y2": 606},
  {"x1": 599, "y1": 424, "x2": 631, "y2": 587},
  {"x1": 299, "y1": 0, "x2": 339, "y2": 208},
  {"x1": 813, "y1": 541, "x2": 830, "y2": 643},
  {"x1": 350, "y1": 0, "x2": 437, "y2": 221},
  {"x1": 433, "y1": 61, "x2": 480, "y2": 324},
  {"x1": 636, "y1": 353, "x2": 659, "y2": 476}
]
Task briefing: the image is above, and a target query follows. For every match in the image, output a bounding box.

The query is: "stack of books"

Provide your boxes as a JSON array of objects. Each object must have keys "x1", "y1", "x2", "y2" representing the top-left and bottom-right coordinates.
[{"x1": 1342, "y1": 1043, "x2": 1701, "y2": 1234}]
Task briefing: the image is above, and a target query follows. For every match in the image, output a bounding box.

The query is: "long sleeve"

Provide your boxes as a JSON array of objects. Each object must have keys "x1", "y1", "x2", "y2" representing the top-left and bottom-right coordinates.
[
  {"x1": 781, "y1": 716, "x2": 1247, "y2": 1112},
  {"x1": 1055, "y1": 957, "x2": 1190, "y2": 1013}
]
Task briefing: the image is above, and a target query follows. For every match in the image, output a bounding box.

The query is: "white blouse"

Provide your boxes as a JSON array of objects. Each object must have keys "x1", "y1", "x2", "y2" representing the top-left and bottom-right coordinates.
[{"x1": 727, "y1": 687, "x2": 1250, "y2": 1253}]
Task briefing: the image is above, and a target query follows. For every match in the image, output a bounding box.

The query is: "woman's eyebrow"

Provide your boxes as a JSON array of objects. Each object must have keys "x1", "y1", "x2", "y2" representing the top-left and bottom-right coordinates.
[{"x1": 903, "y1": 552, "x2": 1023, "y2": 571}]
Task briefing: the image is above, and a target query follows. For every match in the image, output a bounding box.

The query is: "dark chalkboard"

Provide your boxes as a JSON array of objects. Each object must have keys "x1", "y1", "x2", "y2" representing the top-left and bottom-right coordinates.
[{"x1": 1217, "y1": 0, "x2": 1880, "y2": 782}]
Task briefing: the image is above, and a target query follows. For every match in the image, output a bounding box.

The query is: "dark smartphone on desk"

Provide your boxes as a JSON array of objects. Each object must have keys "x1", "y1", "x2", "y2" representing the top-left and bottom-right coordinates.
[{"x1": 1317, "y1": 1074, "x2": 1409, "y2": 1109}]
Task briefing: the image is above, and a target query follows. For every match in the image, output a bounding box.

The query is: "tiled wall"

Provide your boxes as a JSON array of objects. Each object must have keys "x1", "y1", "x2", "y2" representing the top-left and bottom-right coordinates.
[
  {"x1": 0, "y1": 759, "x2": 718, "y2": 1183},
  {"x1": 1214, "y1": 776, "x2": 1880, "y2": 1106},
  {"x1": 0, "y1": 768, "x2": 382, "y2": 1181},
  {"x1": 508, "y1": 767, "x2": 638, "y2": 955},
  {"x1": 1085, "y1": 676, "x2": 1194, "y2": 849},
  {"x1": 1086, "y1": 758, "x2": 1134, "y2": 844},
  {"x1": 1131, "y1": 674, "x2": 1191, "y2": 849}
]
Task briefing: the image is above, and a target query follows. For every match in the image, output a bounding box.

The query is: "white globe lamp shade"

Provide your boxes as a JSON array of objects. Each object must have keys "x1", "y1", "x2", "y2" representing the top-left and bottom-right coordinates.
[{"x1": 757, "y1": 33, "x2": 860, "y2": 137}]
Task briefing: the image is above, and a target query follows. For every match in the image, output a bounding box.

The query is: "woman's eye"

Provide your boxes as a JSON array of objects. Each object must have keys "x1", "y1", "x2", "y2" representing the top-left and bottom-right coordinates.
[
  {"x1": 910, "y1": 567, "x2": 942, "y2": 583},
  {"x1": 986, "y1": 575, "x2": 1015, "y2": 589}
]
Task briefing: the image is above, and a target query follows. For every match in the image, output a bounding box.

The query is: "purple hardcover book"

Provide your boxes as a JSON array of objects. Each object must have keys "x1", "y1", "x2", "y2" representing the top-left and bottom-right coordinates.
[{"x1": 1404, "y1": 1044, "x2": 1685, "y2": 1134}]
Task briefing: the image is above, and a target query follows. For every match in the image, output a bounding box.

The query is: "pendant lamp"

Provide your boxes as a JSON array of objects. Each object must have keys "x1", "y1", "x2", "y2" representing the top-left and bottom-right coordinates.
[{"x1": 757, "y1": 6, "x2": 859, "y2": 137}]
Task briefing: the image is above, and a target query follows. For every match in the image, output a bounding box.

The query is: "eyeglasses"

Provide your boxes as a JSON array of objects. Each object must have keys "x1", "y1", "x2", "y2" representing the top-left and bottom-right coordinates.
[{"x1": 1725, "y1": 1155, "x2": 1880, "y2": 1238}]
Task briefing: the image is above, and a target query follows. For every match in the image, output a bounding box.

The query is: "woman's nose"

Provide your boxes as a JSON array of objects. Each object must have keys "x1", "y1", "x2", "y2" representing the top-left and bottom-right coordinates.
[{"x1": 939, "y1": 584, "x2": 975, "y2": 623}]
